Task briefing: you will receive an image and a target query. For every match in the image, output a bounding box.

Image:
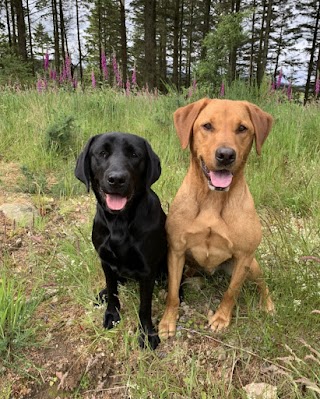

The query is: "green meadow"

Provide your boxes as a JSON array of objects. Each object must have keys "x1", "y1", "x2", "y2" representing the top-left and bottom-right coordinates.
[{"x1": 0, "y1": 86, "x2": 319, "y2": 398}]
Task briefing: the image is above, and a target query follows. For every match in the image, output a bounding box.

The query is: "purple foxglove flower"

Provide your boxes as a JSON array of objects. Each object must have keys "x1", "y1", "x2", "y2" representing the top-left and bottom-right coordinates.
[
  {"x1": 91, "y1": 70, "x2": 96, "y2": 88},
  {"x1": 126, "y1": 79, "x2": 130, "y2": 95},
  {"x1": 315, "y1": 77, "x2": 320, "y2": 96},
  {"x1": 49, "y1": 69, "x2": 57, "y2": 81},
  {"x1": 44, "y1": 51, "x2": 49, "y2": 70},
  {"x1": 276, "y1": 69, "x2": 282, "y2": 89},
  {"x1": 65, "y1": 55, "x2": 72, "y2": 80},
  {"x1": 101, "y1": 51, "x2": 108, "y2": 80},
  {"x1": 37, "y1": 79, "x2": 43, "y2": 92},
  {"x1": 220, "y1": 82, "x2": 225, "y2": 97},
  {"x1": 192, "y1": 78, "x2": 197, "y2": 92},
  {"x1": 132, "y1": 66, "x2": 137, "y2": 86}
]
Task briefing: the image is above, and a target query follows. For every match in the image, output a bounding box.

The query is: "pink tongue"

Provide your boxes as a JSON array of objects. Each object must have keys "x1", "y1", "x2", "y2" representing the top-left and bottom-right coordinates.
[
  {"x1": 106, "y1": 194, "x2": 128, "y2": 211},
  {"x1": 209, "y1": 170, "x2": 233, "y2": 188}
]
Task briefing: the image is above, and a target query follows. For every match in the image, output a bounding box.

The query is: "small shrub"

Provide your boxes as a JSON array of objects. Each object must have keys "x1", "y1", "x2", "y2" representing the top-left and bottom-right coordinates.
[
  {"x1": 18, "y1": 165, "x2": 48, "y2": 194},
  {"x1": 45, "y1": 115, "x2": 76, "y2": 156}
]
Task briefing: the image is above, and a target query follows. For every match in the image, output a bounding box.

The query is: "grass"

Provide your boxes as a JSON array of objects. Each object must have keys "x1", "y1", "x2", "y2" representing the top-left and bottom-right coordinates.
[
  {"x1": 0, "y1": 87, "x2": 319, "y2": 398},
  {"x1": 0, "y1": 270, "x2": 40, "y2": 360}
]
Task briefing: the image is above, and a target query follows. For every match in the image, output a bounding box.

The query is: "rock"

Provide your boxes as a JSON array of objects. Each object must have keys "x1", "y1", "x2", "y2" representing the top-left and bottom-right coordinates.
[
  {"x1": 0, "y1": 202, "x2": 39, "y2": 226},
  {"x1": 243, "y1": 382, "x2": 278, "y2": 399},
  {"x1": 183, "y1": 276, "x2": 206, "y2": 290}
]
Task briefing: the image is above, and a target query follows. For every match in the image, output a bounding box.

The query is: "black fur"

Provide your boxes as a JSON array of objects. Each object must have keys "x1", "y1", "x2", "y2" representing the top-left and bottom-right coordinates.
[{"x1": 75, "y1": 132, "x2": 167, "y2": 350}]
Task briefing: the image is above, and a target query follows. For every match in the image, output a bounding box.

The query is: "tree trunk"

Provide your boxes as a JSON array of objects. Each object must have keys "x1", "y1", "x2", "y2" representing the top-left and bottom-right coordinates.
[
  {"x1": 178, "y1": 0, "x2": 184, "y2": 89},
  {"x1": 97, "y1": 0, "x2": 102, "y2": 81},
  {"x1": 144, "y1": 0, "x2": 156, "y2": 89},
  {"x1": 59, "y1": 0, "x2": 66, "y2": 61},
  {"x1": 260, "y1": 0, "x2": 273, "y2": 79},
  {"x1": 186, "y1": 0, "x2": 194, "y2": 87},
  {"x1": 201, "y1": 0, "x2": 211, "y2": 59},
  {"x1": 273, "y1": 24, "x2": 283, "y2": 82},
  {"x1": 158, "y1": 0, "x2": 167, "y2": 90},
  {"x1": 5, "y1": 0, "x2": 12, "y2": 47},
  {"x1": 119, "y1": 0, "x2": 128, "y2": 83},
  {"x1": 14, "y1": 0, "x2": 27, "y2": 59},
  {"x1": 172, "y1": 0, "x2": 180, "y2": 88},
  {"x1": 229, "y1": 0, "x2": 241, "y2": 83},
  {"x1": 75, "y1": 0, "x2": 83, "y2": 87},
  {"x1": 52, "y1": 0, "x2": 60, "y2": 73},
  {"x1": 249, "y1": 0, "x2": 256, "y2": 86},
  {"x1": 26, "y1": 0, "x2": 34, "y2": 73},
  {"x1": 10, "y1": 1, "x2": 17, "y2": 48},
  {"x1": 304, "y1": 0, "x2": 320, "y2": 104}
]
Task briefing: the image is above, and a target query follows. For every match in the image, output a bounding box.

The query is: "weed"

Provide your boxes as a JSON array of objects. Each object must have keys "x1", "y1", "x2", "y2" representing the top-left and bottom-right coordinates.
[
  {"x1": 0, "y1": 275, "x2": 40, "y2": 360},
  {"x1": 18, "y1": 165, "x2": 48, "y2": 194},
  {"x1": 45, "y1": 114, "x2": 77, "y2": 157}
]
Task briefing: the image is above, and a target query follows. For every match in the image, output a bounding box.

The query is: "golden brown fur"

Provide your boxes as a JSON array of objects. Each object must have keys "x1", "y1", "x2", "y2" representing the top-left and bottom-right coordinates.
[{"x1": 159, "y1": 98, "x2": 275, "y2": 338}]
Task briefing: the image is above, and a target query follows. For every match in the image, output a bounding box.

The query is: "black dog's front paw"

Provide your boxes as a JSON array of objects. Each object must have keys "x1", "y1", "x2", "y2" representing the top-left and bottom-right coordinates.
[
  {"x1": 94, "y1": 288, "x2": 108, "y2": 307},
  {"x1": 138, "y1": 327, "x2": 160, "y2": 350},
  {"x1": 103, "y1": 310, "x2": 121, "y2": 329}
]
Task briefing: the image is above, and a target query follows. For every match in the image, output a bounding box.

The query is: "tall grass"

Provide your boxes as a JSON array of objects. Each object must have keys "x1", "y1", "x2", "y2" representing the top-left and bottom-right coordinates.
[
  {"x1": 0, "y1": 88, "x2": 319, "y2": 218},
  {"x1": 0, "y1": 273, "x2": 40, "y2": 359}
]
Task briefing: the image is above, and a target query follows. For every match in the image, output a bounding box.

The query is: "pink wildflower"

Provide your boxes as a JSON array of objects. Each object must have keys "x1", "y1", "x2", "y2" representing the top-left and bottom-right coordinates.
[
  {"x1": 112, "y1": 53, "x2": 121, "y2": 86},
  {"x1": 44, "y1": 51, "x2": 49, "y2": 70},
  {"x1": 101, "y1": 51, "x2": 108, "y2": 80},
  {"x1": 192, "y1": 78, "x2": 197, "y2": 92},
  {"x1": 37, "y1": 79, "x2": 43, "y2": 93},
  {"x1": 49, "y1": 69, "x2": 57, "y2": 81},
  {"x1": 126, "y1": 79, "x2": 130, "y2": 96},
  {"x1": 220, "y1": 82, "x2": 225, "y2": 97},
  {"x1": 187, "y1": 87, "x2": 193, "y2": 98},
  {"x1": 132, "y1": 66, "x2": 137, "y2": 86},
  {"x1": 315, "y1": 76, "x2": 320, "y2": 96},
  {"x1": 65, "y1": 55, "x2": 72, "y2": 80},
  {"x1": 91, "y1": 70, "x2": 96, "y2": 88},
  {"x1": 276, "y1": 69, "x2": 282, "y2": 89}
]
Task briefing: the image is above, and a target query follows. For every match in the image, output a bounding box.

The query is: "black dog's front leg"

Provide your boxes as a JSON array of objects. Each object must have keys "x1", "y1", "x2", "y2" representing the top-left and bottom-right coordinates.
[
  {"x1": 138, "y1": 276, "x2": 160, "y2": 350},
  {"x1": 101, "y1": 261, "x2": 121, "y2": 329}
]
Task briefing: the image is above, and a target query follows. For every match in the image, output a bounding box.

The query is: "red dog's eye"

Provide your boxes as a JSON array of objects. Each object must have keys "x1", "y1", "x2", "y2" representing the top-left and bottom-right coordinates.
[
  {"x1": 203, "y1": 123, "x2": 213, "y2": 131},
  {"x1": 238, "y1": 125, "x2": 247, "y2": 133}
]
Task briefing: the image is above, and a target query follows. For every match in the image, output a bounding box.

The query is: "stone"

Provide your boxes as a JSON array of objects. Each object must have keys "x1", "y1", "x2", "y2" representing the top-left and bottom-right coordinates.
[
  {"x1": 243, "y1": 382, "x2": 278, "y2": 399},
  {"x1": 0, "y1": 202, "x2": 39, "y2": 226}
]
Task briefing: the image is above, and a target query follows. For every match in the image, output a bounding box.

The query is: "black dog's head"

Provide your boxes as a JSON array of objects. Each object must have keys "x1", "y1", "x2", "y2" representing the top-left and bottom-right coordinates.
[{"x1": 75, "y1": 132, "x2": 161, "y2": 213}]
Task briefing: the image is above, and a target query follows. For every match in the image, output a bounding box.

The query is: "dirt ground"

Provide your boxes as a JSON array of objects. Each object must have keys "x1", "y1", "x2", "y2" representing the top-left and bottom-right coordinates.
[{"x1": 0, "y1": 161, "x2": 302, "y2": 399}]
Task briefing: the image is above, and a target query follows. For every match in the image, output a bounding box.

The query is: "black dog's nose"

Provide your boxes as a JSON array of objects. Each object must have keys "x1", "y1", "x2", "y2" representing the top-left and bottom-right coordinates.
[
  {"x1": 215, "y1": 147, "x2": 236, "y2": 166},
  {"x1": 107, "y1": 171, "x2": 127, "y2": 187}
]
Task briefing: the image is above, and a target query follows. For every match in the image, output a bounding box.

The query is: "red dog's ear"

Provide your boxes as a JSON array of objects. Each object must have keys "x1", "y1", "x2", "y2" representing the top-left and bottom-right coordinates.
[
  {"x1": 245, "y1": 102, "x2": 273, "y2": 155},
  {"x1": 173, "y1": 98, "x2": 210, "y2": 149}
]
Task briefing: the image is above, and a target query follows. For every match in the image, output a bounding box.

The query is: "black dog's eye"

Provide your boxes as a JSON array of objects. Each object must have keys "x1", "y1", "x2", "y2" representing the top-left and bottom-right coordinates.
[
  {"x1": 203, "y1": 123, "x2": 213, "y2": 131},
  {"x1": 99, "y1": 151, "x2": 108, "y2": 158},
  {"x1": 237, "y1": 125, "x2": 247, "y2": 133},
  {"x1": 131, "y1": 152, "x2": 138, "y2": 158}
]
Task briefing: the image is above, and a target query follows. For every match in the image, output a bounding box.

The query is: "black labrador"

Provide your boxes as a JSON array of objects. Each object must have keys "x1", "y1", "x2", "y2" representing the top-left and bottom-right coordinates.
[{"x1": 75, "y1": 132, "x2": 167, "y2": 349}]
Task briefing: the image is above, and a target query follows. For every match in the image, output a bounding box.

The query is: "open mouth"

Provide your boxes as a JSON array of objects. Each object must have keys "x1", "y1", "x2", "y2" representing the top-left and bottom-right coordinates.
[
  {"x1": 104, "y1": 193, "x2": 128, "y2": 211},
  {"x1": 200, "y1": 158, "x2": 233, "y2": 192}
]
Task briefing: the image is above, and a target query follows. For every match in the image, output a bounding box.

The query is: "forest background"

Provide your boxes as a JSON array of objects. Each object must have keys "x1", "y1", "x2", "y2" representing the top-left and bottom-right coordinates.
[{"x1": 0, "y1": 0, "x2": 320, "y2": 103}]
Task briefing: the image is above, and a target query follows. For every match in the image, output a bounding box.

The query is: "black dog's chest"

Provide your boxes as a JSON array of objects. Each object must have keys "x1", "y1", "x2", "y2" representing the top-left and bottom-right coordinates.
[{"x1": 93, "y1": 220, "x2": 148, "y2": 278}]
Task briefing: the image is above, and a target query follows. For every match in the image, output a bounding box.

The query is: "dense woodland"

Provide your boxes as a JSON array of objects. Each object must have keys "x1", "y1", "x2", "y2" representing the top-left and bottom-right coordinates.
[{"x1": 0, "y1": 0, "x2": 319, "y2": 102}]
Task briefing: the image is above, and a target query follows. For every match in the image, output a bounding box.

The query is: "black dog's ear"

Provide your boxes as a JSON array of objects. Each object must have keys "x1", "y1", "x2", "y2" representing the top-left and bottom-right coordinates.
[
  {"x1": 75, "y1": 135, "x2": 98, "y2": 192},
  {"x1": 144, "y1": 140, "x2": 161, "y2": 187}
]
